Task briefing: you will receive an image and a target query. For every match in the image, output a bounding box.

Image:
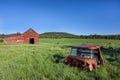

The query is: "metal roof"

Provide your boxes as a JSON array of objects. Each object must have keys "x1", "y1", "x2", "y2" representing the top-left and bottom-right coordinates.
[{"x1": 72, "y1": 45, "x2": 100, "y2": 50}]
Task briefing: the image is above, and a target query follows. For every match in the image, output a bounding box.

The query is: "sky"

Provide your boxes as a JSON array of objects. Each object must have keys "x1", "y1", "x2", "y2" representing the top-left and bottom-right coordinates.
[{"x1": 0, "y1": 0, "x2": 120, "y2": 35}]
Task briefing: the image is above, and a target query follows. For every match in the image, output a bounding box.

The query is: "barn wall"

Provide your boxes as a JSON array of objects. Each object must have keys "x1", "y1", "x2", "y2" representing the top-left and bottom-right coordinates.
[
  {"x1": 5, "y1": 35, "x2": 24, "y2": 44},
  {"x1": 5, "y1": 29, "x2": 39, "y2": 44},
  {"x1": 23, "y1": 29, "x2": 39, "y2": 44}
]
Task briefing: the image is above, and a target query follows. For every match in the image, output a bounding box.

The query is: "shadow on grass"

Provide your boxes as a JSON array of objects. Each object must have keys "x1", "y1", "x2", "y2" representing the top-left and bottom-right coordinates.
[
  {"x1": 102, "y1": 47, "x2": 120, "y2": 63},
  {"x1": 102, "y1": 47, "x2": 120, "y2": 55},
  {"x1": 106, "y1": 58, "x2": 116, "y2": 62},
  {"x1": 53, "y1": 54, "x2": 65, "y2": 63}
]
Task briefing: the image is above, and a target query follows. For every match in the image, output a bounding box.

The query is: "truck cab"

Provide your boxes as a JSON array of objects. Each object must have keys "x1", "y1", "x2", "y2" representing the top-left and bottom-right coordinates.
[{"x1": 64, "y1": 45, "x2": 104, "y2": 71}]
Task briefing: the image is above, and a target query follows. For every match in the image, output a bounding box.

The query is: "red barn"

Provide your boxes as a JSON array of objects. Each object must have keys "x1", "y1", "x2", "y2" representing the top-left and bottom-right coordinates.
[{"x1": 5, "y1": 28, "x2": 39, "y2": 44}]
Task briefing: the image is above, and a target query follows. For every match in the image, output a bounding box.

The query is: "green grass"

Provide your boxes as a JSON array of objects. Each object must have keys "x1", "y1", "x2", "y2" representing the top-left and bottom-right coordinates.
[{"x1": 0, "y1": 38, "x2": 120, "y2": 80}]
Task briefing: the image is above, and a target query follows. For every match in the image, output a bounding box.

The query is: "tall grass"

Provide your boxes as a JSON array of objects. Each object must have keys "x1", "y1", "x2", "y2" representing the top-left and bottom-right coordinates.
[{"x1": 0, "y1": 39, "x2": 120, "y2": 80}]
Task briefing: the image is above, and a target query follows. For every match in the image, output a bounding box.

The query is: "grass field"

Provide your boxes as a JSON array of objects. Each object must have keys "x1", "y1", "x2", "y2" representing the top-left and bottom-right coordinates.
[{"x1": 0, "y1": 38, "x2": 120, "y2": 80}]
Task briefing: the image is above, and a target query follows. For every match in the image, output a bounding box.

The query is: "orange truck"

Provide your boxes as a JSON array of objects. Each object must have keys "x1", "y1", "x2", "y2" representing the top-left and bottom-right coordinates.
[{"x1": 64, "y1": 45, "x2": 104, "y2": 71}]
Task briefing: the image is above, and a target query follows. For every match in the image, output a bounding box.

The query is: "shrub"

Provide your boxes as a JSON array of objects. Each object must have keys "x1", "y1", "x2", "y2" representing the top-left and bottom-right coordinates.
[{"x1": 0, "y1": 38, "x2": 4, "y2": 43}]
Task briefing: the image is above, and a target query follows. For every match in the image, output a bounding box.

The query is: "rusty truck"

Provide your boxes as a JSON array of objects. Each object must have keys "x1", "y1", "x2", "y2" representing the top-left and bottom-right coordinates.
[{"x1": 64, "y1": 45, "x2": 104, "y2": 71}]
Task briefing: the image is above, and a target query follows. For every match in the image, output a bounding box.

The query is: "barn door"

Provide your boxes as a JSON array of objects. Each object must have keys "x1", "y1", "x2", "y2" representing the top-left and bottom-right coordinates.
[{"x1": 29, "y1": 38, "x2": 34, "y2": 44}]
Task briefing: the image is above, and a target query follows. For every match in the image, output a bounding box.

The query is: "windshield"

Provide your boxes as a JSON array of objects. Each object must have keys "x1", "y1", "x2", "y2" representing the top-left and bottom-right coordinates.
[{"x1": 69, "y1": 48, "x2": 98, "y2": 59}]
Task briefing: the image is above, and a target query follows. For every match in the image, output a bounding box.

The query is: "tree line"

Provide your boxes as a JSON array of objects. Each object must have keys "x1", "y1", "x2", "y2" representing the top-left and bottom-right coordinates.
[
  {"x1": 39, "y1": 32, "x2": 120, "y2": 40},
  {"x1": 0, "y1": 32, "x2": 120, "y2": 40}
]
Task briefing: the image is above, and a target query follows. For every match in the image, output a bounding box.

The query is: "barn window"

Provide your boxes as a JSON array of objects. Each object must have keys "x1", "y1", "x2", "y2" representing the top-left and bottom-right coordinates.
[{"x1": 29, "y1": 38, "x2": 34, "y2": 44}]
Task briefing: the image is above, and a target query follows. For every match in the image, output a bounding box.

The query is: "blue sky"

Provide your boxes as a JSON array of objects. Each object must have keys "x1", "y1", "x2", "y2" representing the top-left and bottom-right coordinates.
[{"x1": 0, "y1": 0, "x2": 120, "y2": 35}]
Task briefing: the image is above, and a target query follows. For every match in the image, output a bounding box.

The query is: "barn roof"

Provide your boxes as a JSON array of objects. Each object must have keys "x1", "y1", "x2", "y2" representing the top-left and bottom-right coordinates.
[
  {"x1": 5, "y1": 28, "x2": 38, "y2": 39},
  {"x1": 72, "y1": 45, "x2": 100, "y2": 50},
  {"x1": 23, "y1": 28, "x2": 38, "y2": 34}
]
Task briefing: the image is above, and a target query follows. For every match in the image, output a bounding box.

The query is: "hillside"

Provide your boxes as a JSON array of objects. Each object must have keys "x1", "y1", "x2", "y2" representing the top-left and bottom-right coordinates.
[
  {"x1": 39, "y1": 32, "x2": 79, "y2": 38},
  {"x1": 39, "y1": 32, "x2": 120, "y2": 39}
]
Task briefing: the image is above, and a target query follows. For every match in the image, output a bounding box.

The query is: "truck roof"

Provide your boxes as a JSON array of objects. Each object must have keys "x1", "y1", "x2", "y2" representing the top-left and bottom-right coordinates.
[{"x1": 72, "y1": 45, "x2": 100, "y2": 50}]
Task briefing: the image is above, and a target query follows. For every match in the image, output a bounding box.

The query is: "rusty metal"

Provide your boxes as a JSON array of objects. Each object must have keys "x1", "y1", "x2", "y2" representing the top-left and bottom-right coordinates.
[{"x1": 64, "y1": 45, "x2": 104, "y2": 71}]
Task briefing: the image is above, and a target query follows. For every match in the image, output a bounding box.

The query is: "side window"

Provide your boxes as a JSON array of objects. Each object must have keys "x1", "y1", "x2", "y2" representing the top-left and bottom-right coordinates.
[
  {"x1": 77, "y1": 49, "x2": 81, "y2": 56},
  {"x1": 70, "y1": 48, "x2": 77, "y2": 56}
]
